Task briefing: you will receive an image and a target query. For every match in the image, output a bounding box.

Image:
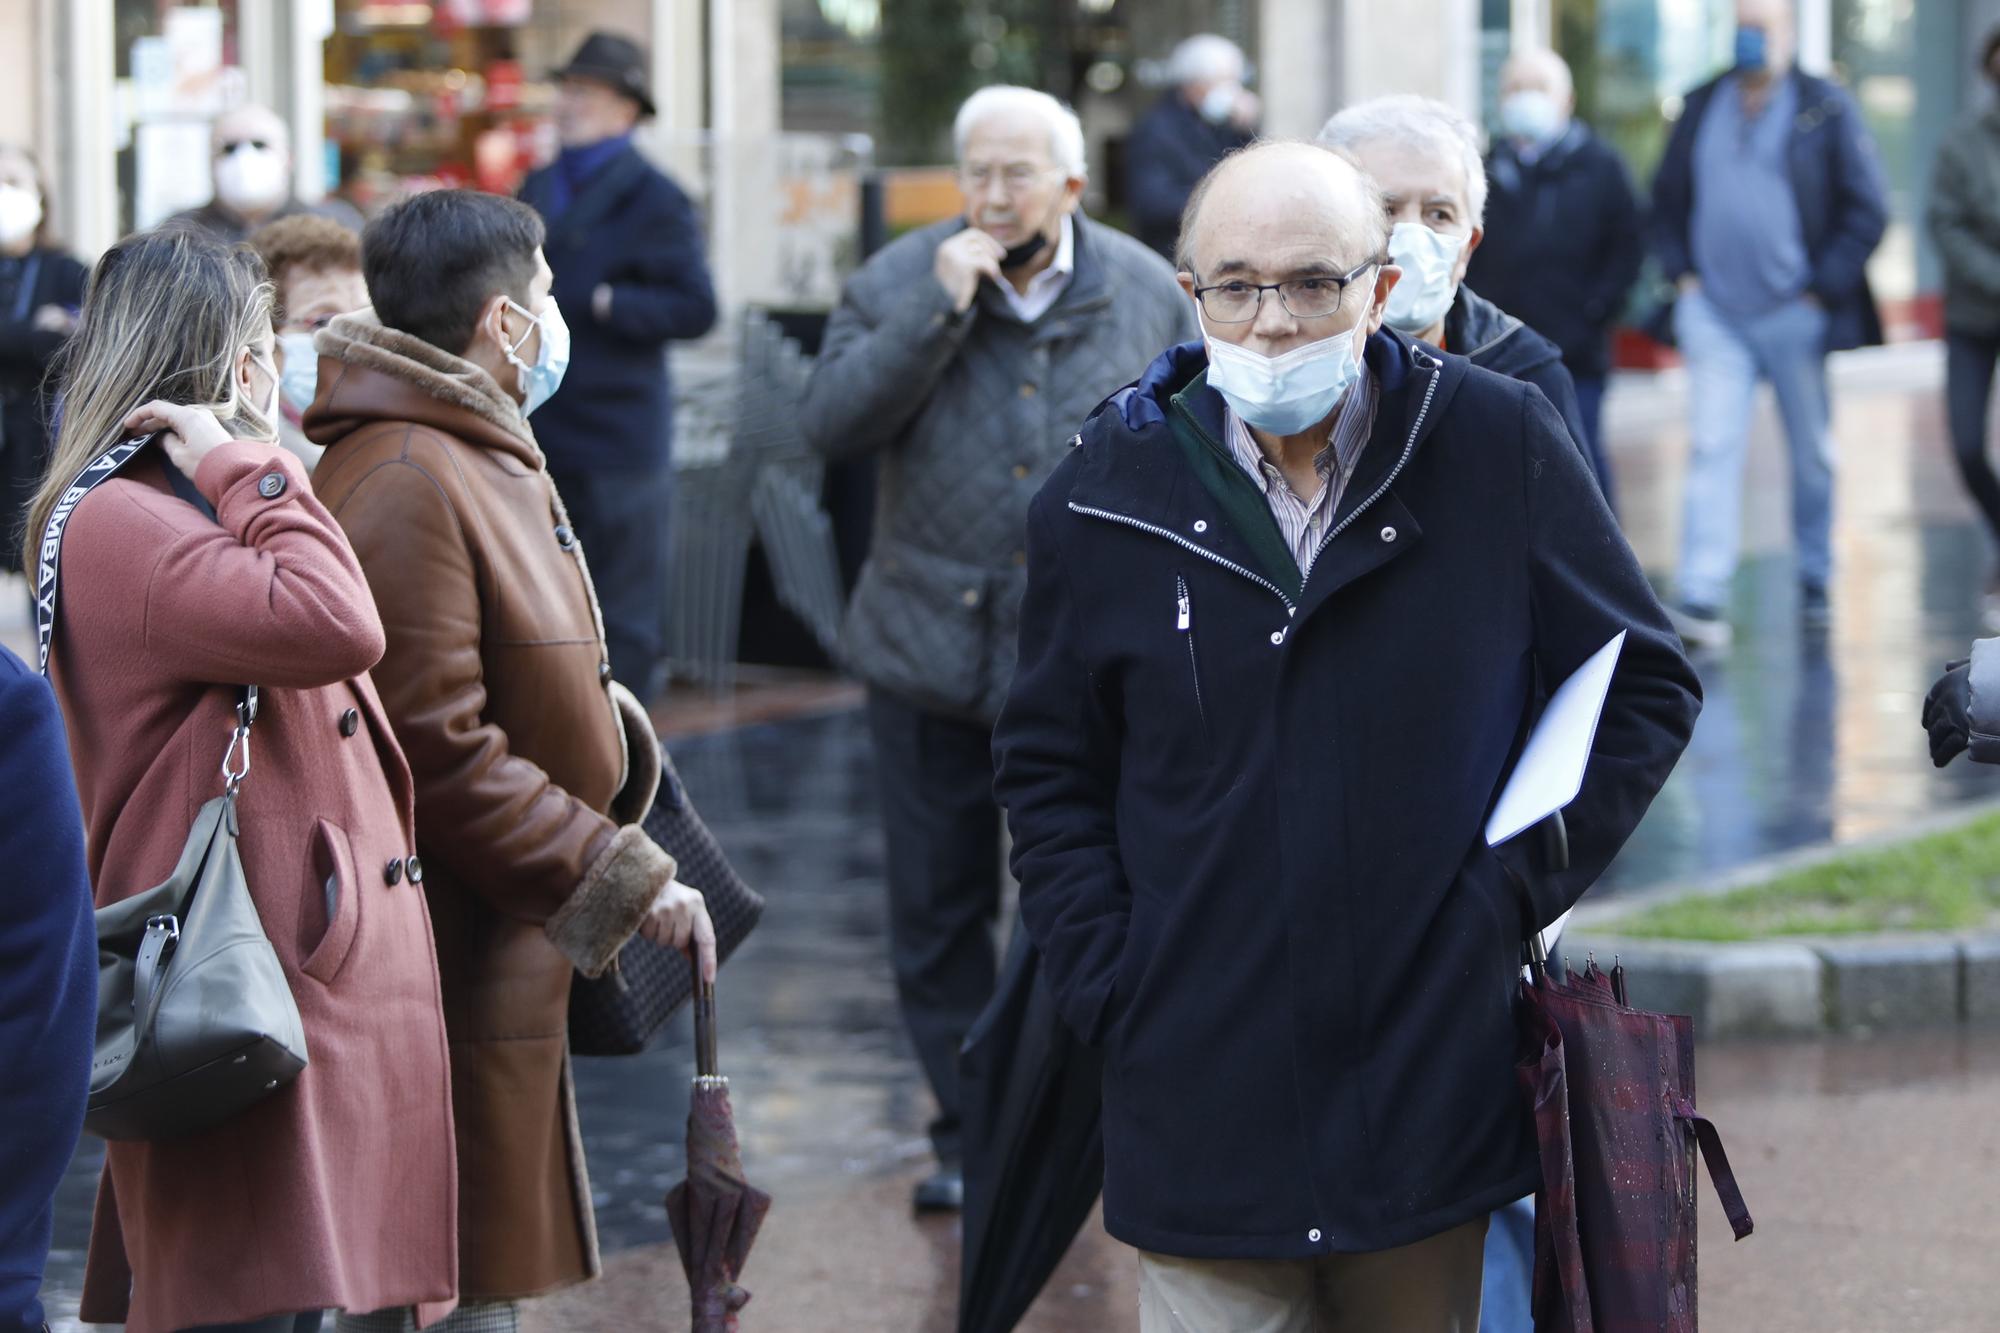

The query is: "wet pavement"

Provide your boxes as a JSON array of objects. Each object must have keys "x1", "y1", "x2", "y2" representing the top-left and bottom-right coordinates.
[{"x1": 29, "y1": 342, "x2": 2000, "y2": 1329}]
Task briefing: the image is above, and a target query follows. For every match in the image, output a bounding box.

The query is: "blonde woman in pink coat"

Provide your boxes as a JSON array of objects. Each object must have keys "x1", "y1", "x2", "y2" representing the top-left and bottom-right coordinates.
[{"x1": 22, "y1": 225, "x2": 459, "y2": 1333}]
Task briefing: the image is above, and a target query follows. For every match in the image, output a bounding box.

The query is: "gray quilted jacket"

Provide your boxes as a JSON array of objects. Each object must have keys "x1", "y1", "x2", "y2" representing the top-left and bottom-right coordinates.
[{"x1": 801, "y1": 215, "x2": 1196, "y2": 722}]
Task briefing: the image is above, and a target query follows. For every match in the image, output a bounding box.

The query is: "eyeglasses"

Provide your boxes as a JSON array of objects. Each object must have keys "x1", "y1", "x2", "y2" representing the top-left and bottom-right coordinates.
[
  {"x1": 957, "y1": 163, "x2": 1060, "y2": 195},
  {"x1": 1190, "y1": 258, "x2": 1381, "y2": 324},
  {"x1": 218, "y1": 139, "x2": 274, "y2": 157}
]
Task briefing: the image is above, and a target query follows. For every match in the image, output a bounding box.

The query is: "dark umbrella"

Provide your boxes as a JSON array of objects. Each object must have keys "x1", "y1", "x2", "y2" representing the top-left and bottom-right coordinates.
[
  {"x1": 1520, "y1": 936, "x2": 1754, "y2": 1333},
  {"x1": 956, "y1": 928, "x2": 1105, "y2": 1333},
  {"x1": 665, "y1": 979, "x2": 772, "y2": 1332}
]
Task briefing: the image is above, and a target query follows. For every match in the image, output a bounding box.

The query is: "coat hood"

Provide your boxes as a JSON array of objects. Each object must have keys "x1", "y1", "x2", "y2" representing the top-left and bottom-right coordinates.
[
  {"x1": 304, "y1": 312, "x2": 543, "y2": 468},
  {"x1": 1442, "y1": 284, "x2": 1564, "y2": 379}
]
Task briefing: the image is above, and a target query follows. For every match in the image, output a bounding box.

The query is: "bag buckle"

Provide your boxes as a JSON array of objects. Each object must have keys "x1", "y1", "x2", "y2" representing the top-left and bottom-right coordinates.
[
  {"x1": 221, "y1": 721, "x2": 252, "y2": 792},
  {"x1": 144, "y1": 913, "x2": 180, "y2": 948}
]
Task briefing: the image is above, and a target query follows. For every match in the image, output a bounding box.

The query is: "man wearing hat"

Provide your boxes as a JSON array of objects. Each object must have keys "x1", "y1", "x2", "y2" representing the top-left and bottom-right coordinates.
[{"x1": 520, "y1": 31, "x2": 717, "y2": 699}]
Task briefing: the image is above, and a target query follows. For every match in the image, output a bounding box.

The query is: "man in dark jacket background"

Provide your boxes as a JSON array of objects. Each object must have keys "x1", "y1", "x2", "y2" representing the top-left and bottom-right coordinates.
[
  {"x1": 1124, "y1": 34, "x2": 1259, "y2": 258},
  {"x1": 994, "y1": 140, "x2": 1699, "y2": 1330},
  {"x1": 1320, "y1": 96, "x2": 1592, "y2": 477},
  {"x1": 0, "y1": 645, "x2": 95, "y2": 1333},
  {"x1": 800, "y1": 85, "x2": 1193, "y2": 1213},
  {"x1": 1467, "y1": 47, "x2": 1646, "y2": 509},
  {"x1": 1650, "y1": 0, "x2": 1887, "y2": 648},
  {"x1": 1926, "y1": 26, "x2": 2000, "y2": 628},
  {"x1": 520, "y1": 31, "x2": 718, "y2": 698}
]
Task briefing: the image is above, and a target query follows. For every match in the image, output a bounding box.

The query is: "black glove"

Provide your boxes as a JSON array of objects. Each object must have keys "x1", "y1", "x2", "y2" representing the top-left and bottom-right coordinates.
[{"x1": 1923, "y1": 660, "x2": 1973, "y2": 768}]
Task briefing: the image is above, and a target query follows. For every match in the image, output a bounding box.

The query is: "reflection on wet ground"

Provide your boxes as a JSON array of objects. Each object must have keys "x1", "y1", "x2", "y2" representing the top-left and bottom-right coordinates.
[{"x1": 38, "y1": 347, "x2": 2000, "y2": 1329}]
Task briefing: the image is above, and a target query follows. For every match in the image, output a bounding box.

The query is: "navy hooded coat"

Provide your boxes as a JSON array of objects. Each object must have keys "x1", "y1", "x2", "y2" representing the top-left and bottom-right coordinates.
[{"x1": 992, "y1": 329, "x2": 1700, "y2": 1259}]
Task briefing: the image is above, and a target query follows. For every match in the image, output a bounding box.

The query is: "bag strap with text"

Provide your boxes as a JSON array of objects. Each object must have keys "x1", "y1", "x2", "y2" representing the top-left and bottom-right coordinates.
[{"x1": 35, "y1": 432, "x2": 261, "y2": 785}]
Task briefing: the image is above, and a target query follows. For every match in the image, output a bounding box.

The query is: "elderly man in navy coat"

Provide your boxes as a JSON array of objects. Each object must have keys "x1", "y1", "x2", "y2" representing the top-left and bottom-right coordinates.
[
  {"x1": 520, "y1": 32, "x2": 717, "y2": 698},
  {"x1": 0, "y1": 645, "x2": 95, "y2": 1333},
  {"x1": 993, "y1": 141, "x2": 1700, "y2": 1331}
]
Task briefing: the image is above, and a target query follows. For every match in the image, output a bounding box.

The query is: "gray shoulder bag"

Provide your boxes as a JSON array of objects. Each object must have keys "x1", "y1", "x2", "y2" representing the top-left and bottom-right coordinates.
[{"x1": 38, "y1": 436, "x2": 309, "y2": 1141}]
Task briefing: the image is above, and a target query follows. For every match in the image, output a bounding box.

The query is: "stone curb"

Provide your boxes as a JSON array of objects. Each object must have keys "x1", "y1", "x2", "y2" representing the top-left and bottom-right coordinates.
[{"x1": 1558, "y1": 932, "x2": 2000, "y2": 1039}]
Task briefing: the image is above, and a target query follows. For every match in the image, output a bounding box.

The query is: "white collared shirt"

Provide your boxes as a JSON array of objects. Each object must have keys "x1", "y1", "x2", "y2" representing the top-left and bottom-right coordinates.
[{"x1": 998, "y1": 215, "x2": 1075, "y2": 323}]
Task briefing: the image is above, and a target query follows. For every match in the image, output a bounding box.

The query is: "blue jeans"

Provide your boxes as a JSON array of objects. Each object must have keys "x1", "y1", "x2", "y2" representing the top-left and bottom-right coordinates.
[
  {"x1": 1672, "y1": 288, "x2": 1834, "y2": 608},
  {"x1": 1478, "y1": 1195, "x2": 1535, "y2": 1333}
]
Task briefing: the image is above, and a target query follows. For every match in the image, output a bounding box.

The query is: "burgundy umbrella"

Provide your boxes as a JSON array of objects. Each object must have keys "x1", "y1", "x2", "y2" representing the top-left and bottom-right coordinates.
[
  {"x1": 666, "y1": 980, "x2": 772, "y2": 1331},
  {"x1": 1518, "y1": 939, "x2": 1754, "y2": 1333}
]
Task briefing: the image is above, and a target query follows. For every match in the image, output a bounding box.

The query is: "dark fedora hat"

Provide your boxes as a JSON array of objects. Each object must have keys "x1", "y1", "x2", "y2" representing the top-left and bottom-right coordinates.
[{"x1": 553, "y1": 31, "x2": 656, "y2": 117}]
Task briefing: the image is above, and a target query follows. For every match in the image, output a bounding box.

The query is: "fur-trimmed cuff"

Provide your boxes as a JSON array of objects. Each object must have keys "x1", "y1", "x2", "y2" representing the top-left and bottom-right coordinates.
[
  {"x1": 607, "y1": 680, "x2": 662, "y2": 827},
  {"x1": 545, "y1": 826, "x2": 678, "y2": 978}
]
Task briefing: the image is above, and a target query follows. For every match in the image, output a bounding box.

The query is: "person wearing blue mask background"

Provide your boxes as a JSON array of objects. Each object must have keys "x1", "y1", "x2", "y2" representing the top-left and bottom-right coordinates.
[
  {"x1": 1650, "y1": 0, "x2": 1887, "y2": 650},
  {"x1": 520, "y1": 30, "x2": 717, "y2": 702},
  {"x1": 993, "y1": 139, "x2": 1699, "y2": 1331},
  {"x1": 1466, "y1": 48, "x2": 1645, "y2": 511},
  {"x1": 1125, "y1": 33, "x2": 1260, "y2": 259},
  {"x1": 1319, "y1": 96, "x2": 1592, "y2": 488},
  {"x1": 249, "y1": 212, "x2": 370, "y2": 474}
]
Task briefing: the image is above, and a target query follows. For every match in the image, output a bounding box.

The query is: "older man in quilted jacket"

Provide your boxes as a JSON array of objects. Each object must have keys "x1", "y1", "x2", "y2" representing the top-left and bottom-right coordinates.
[{"x1": 801, "y1": 84, "x2": 1192, "y2": 1212}]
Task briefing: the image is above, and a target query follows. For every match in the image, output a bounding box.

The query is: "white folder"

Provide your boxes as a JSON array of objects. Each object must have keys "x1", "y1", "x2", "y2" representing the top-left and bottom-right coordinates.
[
  {"x1": 1485, "y1": 630, "x2": 1626, "y2": 960},
  {"x1": 1485, "y1": 631, "x2": 1627, "y2": 849}
]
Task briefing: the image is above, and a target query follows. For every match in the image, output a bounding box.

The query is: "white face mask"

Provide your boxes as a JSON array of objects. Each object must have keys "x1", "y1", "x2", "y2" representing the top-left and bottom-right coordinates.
[
  {"x1": 1199, "y1": 82, "x2": 1242, "y2": 125},
  {"x1": 0, "y1": 184, "x2": 42, "y2": 247},
  {"x1": 1382, "y1": 221, "x2": 1466, "y2": 336},
  {"x1": 1201, "y1": 311, "x2": 1367, "y2": 437},
  {"x1": 1500, "y1": 90, "x2": 1566, "y2": 144},
  {"x1": 277, "y1": 330, "x2": 319, "y2": 415},
  {"x1": 214, "y1": 145, "x2": 290, "y2": 215}
]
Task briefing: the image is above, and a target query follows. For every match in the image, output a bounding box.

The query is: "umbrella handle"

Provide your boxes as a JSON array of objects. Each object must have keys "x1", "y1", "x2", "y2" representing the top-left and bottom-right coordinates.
[{"x1": 694, "y1": 976, "x2": 719, "y2": 1078}]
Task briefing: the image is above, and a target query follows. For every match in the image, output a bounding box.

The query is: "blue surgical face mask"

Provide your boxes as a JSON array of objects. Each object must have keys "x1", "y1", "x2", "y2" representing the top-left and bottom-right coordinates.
[
  {"x1": 277, "y1": 330, "x2": 319, "y2": 415},
  {"x1": 1201, "y1": 311, "x2": 1367, "y2": 437},
  {"x1": 500, "y1": 296, "x2": 572, "y2": 416},
  {"x1": 1499, "y1": 89, "x2": 1564, "y2": 144},
  {"x1": 1734, "y1": 26, "x2": 1769, "y2": 73},
  {"x1": 1382, "y1": 221, "x2": 1466, "y2": 336}
]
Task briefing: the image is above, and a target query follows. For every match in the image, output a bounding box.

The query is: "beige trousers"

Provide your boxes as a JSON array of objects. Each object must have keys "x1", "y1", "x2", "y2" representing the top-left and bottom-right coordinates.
[{"x1": 1137, "y1": 1218, "x2": 1488, "y2": 1333}]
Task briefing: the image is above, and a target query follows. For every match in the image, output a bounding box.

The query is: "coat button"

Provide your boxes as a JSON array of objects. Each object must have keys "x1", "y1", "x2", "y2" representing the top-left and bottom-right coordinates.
[
  {"x1": 1012, "y1": 464, "x2": 1030, "y2": 480},
  {"x1": 961, "y1": 588, "x2": 979, "y2": 607},
  {"x1": 1380, "y1": 525, "x2": 1397, "y2": 543},
  {"x1": 1018, "y1": 382, "x2": 1037, "y2": 397},
  {"x1": 555, "y1": 524, "x2": 576, "y2": 550},
  {"x1": 338, "y1": 708, "x2": 359, "y2": 737},
  {"x1": 1270, "y1": 629, "x2": 1285, "y2": 645},
  {"x1": 257, "y1": 472, "x2": 287, "y2": 499},
  {"x1": 1308, "y1": 1228, "x2": 1322, "y2": 1243},
  {"x1": 1193, "y1": 520, "x2": 1208, "y2": 533},
  {"x1": 407, "y1": 856, "x2": 424, "y2": 885},
  {"x1": 384, "y1": 857, "x2": 404, "y2": 886}
]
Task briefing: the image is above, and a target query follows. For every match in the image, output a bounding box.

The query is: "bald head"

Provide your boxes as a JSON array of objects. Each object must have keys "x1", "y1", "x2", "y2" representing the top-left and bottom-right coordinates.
[
  {"x1": 211, "y1": 104, "x2": 291, "y2": 159},
  {"x1": 1175, "y1": 141, "x2": 1388, "y2": 279},
  {"x1": 1500, "y1": 48, "x2": 1573, "y2": 105}
]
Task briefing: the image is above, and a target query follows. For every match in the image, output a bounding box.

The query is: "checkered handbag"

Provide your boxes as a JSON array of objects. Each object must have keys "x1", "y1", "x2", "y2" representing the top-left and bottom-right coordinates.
[{"x1": 568, "y1": 752, "x2": 765, "y2": 1056}]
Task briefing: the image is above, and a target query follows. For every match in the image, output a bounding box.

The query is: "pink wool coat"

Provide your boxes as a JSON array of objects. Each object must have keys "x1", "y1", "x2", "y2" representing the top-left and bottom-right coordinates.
[{"x1": 46, "y1": 441, "x2": 459, "y2": 1332}]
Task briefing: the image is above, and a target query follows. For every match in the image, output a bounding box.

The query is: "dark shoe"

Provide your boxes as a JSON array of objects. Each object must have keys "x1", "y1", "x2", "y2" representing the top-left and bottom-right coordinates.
[
  {"x1": 912, "y1": 1163, "x2": 964, "y2": 1214},
  {"x1": 1800, "y1": 583, "x2": 1831, "y2": 631},
  {"x1": 1668, "y1": 600, "x2": 1733, "y2": 650}
]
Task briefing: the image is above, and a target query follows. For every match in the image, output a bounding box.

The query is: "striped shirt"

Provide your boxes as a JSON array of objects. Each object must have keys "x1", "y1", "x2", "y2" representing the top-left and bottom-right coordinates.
[{"x1": 1224, "y1": 366, "x2": 1379, "y2": 575}]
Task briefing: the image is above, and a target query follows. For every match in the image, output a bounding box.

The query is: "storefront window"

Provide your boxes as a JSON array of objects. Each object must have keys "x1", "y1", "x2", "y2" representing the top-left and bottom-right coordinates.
[
  {"x1": 116, "y1": 0, "x2": 244, "y2": 234},
  {"x1": 1831, "y1": 0, "x2": 1958, "y2": 307},
  {"x1": 322, "y1": 0, "x2": 585, "y2": 212},
  {"x1": 1555, "y1": 0, "x2": 1735, "y2": 185}
]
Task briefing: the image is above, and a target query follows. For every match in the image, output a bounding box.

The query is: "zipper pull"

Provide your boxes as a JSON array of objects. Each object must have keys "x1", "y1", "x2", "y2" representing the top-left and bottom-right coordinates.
[{"x1": 1176, "y1": 579, "x2": 1191, "y2": 632}]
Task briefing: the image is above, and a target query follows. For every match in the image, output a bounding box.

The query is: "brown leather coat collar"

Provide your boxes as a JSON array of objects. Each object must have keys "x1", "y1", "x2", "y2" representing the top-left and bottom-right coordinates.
[{"x1": 305, "y1": 312, "x2": 543, "y2": 468}]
